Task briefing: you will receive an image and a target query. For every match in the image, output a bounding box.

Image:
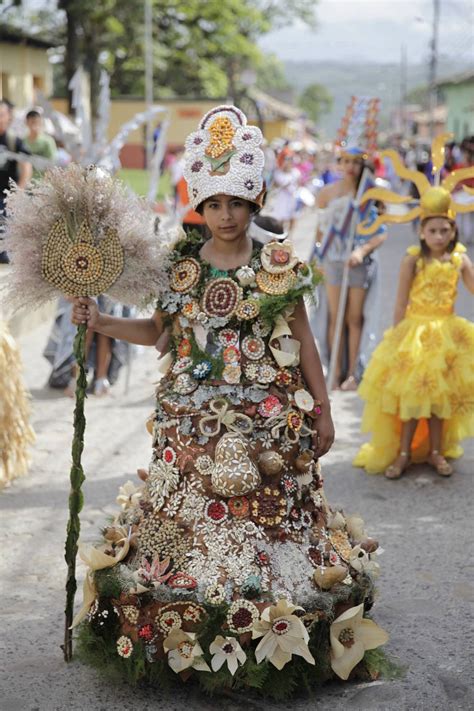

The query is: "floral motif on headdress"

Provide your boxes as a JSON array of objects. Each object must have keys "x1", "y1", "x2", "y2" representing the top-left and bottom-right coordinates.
[{"x1": 183, "y1": 105, "x2": 265, "y2": 210}]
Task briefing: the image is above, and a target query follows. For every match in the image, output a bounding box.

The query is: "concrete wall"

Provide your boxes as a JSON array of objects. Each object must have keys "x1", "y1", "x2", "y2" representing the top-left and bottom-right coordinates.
[{"x1": 0, "y1": 42, "x2": 53, "y2": 107}]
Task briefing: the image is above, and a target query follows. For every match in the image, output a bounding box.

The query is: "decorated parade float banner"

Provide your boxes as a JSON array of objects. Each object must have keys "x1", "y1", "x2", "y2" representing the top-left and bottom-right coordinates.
[{"x1": 2, "y1": 103, "x2": 399, "y2": 700}]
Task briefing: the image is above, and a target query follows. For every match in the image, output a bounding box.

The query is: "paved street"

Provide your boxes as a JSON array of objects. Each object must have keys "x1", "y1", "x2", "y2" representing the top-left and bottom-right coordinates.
[{"x1": 1, "y1": 213, "x2": 473, "y2": 711}]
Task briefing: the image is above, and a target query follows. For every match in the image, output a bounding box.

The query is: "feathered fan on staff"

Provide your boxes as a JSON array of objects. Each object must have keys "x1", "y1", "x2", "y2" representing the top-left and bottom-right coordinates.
[{"x1": 3, "y1": 163, "x2": 172, "y2": 661}]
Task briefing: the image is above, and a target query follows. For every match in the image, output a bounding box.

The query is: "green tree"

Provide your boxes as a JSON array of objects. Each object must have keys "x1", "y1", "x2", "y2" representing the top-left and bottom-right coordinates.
[
  {"x1": 298, "y1": 83, "x2": 333, "y2": 123},
  {"x1": 4, "y1": 0, "x2": 320, "y2": 109}
]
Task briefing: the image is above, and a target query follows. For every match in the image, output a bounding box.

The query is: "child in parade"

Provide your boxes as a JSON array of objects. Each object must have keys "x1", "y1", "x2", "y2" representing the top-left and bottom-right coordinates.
[
  {"x1": 69, "y1": 106, "x2": 388, "y2": 690},
  {"x1": 354, "y1": 178, "x2": 474, "y2": 478},
  {"x1": 313, "y1": 98, "x2": 386, "y2": 390}
]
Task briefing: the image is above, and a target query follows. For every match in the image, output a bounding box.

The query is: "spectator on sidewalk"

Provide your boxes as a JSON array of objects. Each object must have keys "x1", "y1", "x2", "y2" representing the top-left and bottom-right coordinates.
[
  {"x1": 23, "y1": 108, "x2": 57, "y2": 180},
  {"x1": 0, "y1": 99, "x2": 32, "y2": 263}
]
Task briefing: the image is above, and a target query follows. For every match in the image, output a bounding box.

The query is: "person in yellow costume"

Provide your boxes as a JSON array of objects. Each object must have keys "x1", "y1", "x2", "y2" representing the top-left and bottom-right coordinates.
[{"x1": 352, "y1": 135, "x2": 474, "y2": 478}]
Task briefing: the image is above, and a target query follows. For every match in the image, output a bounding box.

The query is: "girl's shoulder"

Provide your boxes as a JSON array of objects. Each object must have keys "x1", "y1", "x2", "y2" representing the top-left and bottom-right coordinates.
[
  {"x1": 317, "y1": 181, "x2": 342, "y2": 207},
  {"x1": 406, "y1": 245, "x2": 421, "y2": 257},
  {"x1": 452, "y1": 243, "x2": 467, "y2": 268}
]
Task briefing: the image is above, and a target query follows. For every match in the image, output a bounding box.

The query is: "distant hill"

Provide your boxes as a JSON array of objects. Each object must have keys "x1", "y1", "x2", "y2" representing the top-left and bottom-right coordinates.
[{"x1": 282, "y1": 58, "x2": 472, "y2": 137}]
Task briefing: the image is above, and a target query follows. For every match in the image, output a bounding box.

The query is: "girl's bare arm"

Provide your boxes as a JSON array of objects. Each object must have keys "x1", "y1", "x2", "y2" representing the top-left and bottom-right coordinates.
[
  {"x1": 71, "y1": 296, "x2": 164, "y2": 346},
  {"x1": 461, "y1": 253, "x2": 474, "y2": 293},
  {"x1": 290, "y1": 299, "x2": 335, "y2": 457},
  {"x1": 393, "y1": 255, "x2": 417, "y2": 325}
]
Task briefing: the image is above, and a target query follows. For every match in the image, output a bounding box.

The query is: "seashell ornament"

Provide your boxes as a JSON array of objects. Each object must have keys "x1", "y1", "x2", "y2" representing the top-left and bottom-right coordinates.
[
  {"x1": 258, "y1": 451, "x2": 284, "y2": 477},
  {"x1": 313, "y1": 565, "x2": 347, "y2": 590},
  {"x1": 295, "y1": 449, "x2": 314, "y2": 473},
  {"x1": 212, "y1": 432, "x2": 261, "y2": 497},
  {"x1": 327, "y1": 510, "x2": 346, "y2": 530}
]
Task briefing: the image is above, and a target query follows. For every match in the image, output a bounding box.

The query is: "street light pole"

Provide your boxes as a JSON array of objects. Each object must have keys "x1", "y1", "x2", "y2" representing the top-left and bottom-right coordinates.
[
  {"x1": 399, "y1": 43, "x2": 407, "y2": 134},
  {"x1": 144, "y1": 0, "x2": 154, "y2": 168},
  {"x1": 428, "y1": 0, "x2": 440, "y2": 140}
]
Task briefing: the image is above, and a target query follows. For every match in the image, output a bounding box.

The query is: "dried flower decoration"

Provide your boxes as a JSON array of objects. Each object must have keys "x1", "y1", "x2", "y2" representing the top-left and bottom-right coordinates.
[
  {"x1": 4, "y1": 163, "x2": 170, "y2": 311},
  {"x1": 210, "y1": 635, "x2": 247, "y2": 676},
  {"x1": 164, "y1": 630, "x2": 211, "y2": 674},
  {"x1": 252, "y1": 599, "x2": 315, "y2": 670}
]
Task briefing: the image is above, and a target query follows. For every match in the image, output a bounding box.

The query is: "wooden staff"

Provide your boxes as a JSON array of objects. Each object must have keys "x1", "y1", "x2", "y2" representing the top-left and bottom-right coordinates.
[{"x1": 327, "y1": 168, "x2": 372, "y2": 390}]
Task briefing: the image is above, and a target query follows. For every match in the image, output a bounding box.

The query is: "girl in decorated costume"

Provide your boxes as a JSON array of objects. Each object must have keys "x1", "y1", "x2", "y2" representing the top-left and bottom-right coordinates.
[
  {"x1": 353, "y1": 142, "x2": 474, "y2": 479},
  {"x1": 312, "y1": 98, "x2": 387, "y2": 390},
  {"x1": 71, "y1": 106, "x2": 388, "y2": 694}
]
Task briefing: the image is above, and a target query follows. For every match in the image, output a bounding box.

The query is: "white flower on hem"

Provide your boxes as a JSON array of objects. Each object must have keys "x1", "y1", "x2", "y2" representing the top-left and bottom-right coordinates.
[
  {"x1": 252, "y1": 599, "x2": 315, "y2": 670},
  {"x1": 163, "y1": 629, "x2": 211, "y2": 674},
  {"x1": 116, "y1": 480, "x2": 142, "y2": 510},
  {"x1": 348, "y1": 546, "x2": 380, "y2": 577},
  {"x1": 210, "y1": 635, "x2": 246, "y2": 676},
  {"x1": 330, "y1": 603, "x2": 389, "y2": 680}
]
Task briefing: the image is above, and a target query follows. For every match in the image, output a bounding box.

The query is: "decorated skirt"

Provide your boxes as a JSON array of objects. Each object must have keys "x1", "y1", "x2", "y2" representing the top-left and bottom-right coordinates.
[{"x1": 77, "y1": 233, "x2": 389, "y2": 696}]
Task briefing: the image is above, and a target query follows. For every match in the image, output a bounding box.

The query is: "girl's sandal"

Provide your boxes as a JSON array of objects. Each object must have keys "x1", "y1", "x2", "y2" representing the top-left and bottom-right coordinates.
[
  {"x1": 93, "y1": 377, "x2": 111, "y2": 397},
  {"x1": 385, "y1": 452, "x2": 410, "y2": 479},
  {"x1": 340, "y1": 374, "x2": 358, "y2": 392},
  {"x1": 429, "y1": 450, "x2": 453, "y2": 477}
]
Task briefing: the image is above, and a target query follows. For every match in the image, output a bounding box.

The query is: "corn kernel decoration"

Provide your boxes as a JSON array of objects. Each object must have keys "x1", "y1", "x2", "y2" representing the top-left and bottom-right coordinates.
[
  {"x1": 206, "y1": 116, "x2": 236, "y2": 160},
  {"x1": 42, "y1": 219, "x2": 124, "y2": 297},
  {"x1": 183, "y1": 105, "x2": 265, "y2": 211}
]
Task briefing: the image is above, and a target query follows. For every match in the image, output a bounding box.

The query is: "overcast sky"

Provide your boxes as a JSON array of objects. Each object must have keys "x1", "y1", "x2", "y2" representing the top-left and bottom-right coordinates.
[{"x1": 259, "y1": 0, "x2": 473, "y2": 64}]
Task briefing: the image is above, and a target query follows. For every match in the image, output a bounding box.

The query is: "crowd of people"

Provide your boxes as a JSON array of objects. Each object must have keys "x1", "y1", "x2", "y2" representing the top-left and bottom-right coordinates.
[{"x1": 0, "y1": 96, "x2": 473, "y2": 697}]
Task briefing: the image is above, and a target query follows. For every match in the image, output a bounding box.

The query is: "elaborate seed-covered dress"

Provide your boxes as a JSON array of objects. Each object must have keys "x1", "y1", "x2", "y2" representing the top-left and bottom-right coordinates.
[
  {"x1": 354, "y1": 244, "x2": 474, "y2": 474},
  {"x1": 78, "y1": 233, "x2": 388, "y2": 693}
]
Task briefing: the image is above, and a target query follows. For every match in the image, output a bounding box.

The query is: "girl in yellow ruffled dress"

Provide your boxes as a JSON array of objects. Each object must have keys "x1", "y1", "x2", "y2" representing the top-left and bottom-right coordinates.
[
  {"x1": 354, "y1": 203, "x2": 474, "y2": 478},
  {"x1": 346, "y1": 128, "x2": 474, "y2": 477}
]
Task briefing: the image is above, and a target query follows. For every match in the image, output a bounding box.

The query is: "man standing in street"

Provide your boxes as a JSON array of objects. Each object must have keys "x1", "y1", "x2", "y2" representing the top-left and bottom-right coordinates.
[
  {"x1": 23, "y1": 108, "x2": 57, "y2": 181},
  {"x1": 0, "y1": 99, "x2": 32, "y2": 263}
]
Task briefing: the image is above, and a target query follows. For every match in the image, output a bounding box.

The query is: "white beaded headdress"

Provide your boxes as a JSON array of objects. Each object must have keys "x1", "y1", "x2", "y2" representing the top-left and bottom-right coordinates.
[{"x1": 183, "y1": 105, "x2": 265, "y2": 211}]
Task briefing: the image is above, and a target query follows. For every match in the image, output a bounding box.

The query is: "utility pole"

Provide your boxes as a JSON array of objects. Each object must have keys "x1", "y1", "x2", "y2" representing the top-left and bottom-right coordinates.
[
  {"x1": 399, "y1": 43, "x2": 407, "y2": 135},
  {"x1": 144, "y1": 0, "x2": 154, "y2": 168},
  {"x1": 428, "y1": 0, "x2": 440, "y2": 140}
]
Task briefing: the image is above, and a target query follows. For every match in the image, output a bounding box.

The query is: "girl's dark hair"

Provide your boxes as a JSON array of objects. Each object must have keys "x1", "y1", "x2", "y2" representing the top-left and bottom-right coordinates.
[
  {"x1": 196, "y1": 197, "x2": 260, "y2": 216},
  {"x1": 420, "y1": 216, "x2": 458, "y2": 255}
]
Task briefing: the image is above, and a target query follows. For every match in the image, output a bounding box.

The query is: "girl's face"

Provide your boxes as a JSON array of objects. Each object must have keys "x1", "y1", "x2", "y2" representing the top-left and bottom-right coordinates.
[
  {"x1": 202, "y1": 194, "x2": 252, "y2": 242},
  {"x1": 420, "y1": 217, "x2": 455, "y2": 253},
  {"x1": 340, "y1": 154, "x2": 364, "y2": 180}
]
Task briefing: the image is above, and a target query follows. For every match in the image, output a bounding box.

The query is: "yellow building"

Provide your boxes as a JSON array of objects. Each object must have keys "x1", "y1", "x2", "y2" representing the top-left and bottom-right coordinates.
[{"x1": 0, "y1": 26, "x2": 54, "y2": 107}]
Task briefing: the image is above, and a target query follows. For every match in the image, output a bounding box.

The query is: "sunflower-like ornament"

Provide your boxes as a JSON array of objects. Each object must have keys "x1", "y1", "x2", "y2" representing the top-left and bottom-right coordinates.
[
  {"x1": 357, "y1": 132, "x2": 474, "y2": 235},
  {"x1": 42, "y1": 219, "x2": 124, "y2": 295}
]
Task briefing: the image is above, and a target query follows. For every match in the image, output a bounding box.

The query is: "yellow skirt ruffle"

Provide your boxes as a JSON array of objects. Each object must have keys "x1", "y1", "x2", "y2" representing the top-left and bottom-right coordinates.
[
  {"x1": 0, "y1": 321, "x2": 35, "y2": 488},
  {"x1": 353, "y1": 313, "x2": 474, "y2": 473}
]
